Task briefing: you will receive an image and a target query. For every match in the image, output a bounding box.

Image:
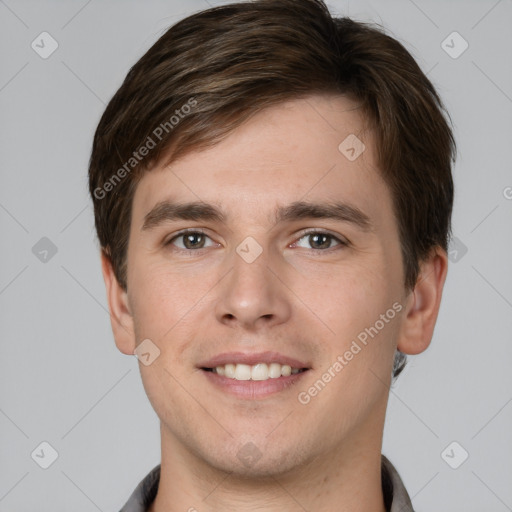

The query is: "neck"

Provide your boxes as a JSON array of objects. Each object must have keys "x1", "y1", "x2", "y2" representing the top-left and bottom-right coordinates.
[{"x1": 149, "y1": 422, "x2": 387, "y2": 512}]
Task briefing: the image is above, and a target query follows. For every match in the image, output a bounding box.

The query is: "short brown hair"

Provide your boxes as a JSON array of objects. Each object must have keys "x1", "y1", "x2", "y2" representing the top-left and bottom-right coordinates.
[{"x1": 88, "y1": 0, "x2": 455, "y2": 377}]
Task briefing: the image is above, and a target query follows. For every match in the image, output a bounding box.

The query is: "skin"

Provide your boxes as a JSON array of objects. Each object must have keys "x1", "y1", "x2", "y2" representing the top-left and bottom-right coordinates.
[{"x1": 102, "y1": 94, "x2": 448, "y2": 511}]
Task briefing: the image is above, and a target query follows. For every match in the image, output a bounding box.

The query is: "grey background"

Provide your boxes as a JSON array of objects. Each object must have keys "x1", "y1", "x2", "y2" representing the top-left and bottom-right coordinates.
[{"x1": 1, "y1": 0, "x2": 511, "y2": 510}]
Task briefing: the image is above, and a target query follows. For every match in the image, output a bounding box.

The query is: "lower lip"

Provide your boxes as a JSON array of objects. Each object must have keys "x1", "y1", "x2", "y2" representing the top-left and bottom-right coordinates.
[{"x1": 201, "y1": 369, "x2": 309, "y2": 399}]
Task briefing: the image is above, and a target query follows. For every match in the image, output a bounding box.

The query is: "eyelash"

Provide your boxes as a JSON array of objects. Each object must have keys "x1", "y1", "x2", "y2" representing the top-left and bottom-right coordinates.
[{"x1": 164, "y1": 228, "x2": 349, "y2": 253}]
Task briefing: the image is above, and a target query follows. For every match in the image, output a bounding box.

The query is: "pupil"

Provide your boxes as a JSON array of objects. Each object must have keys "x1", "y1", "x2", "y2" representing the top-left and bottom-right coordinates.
[
  {"x1": 311, "y1": 234, "x2": 329, "y2": 249},
  {"x1": 185, "y1": 233, "x2": 204, "y2": 249}
]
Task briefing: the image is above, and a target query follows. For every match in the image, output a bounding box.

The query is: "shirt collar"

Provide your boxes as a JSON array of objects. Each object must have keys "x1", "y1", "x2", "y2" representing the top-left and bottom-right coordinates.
[{"x1": 120, "y1": 455, "x2": 414, "y2": 512}]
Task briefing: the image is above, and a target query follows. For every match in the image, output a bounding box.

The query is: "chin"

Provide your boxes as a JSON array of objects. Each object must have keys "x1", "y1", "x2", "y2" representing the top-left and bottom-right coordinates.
[
  {"x1": 215, "y1": 452, "x2": 300, "y2": 479},
  {"x1": 200, "y1": 436, "x2": 311, "y2": 479}
]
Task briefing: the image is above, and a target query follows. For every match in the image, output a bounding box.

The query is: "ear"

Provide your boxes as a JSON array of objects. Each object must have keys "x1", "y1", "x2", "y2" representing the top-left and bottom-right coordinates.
[
  {"x1": 100, "y1": 250, "x2": 136, "y2": 355},
  {"x1": 397, "y1": 247, "x2": 448, "y2": 355}
]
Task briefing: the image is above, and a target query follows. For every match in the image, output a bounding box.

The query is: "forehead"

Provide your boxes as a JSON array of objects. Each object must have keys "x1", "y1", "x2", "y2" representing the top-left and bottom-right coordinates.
[{"x1": 131, "y1": 94, "x2": 391, "y2": 227}]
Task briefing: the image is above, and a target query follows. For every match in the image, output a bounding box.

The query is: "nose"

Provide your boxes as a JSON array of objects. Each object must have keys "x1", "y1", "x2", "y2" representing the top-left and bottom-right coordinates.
[{"x1": 214, "y1": 241, "x2": 292, "y2": 331}]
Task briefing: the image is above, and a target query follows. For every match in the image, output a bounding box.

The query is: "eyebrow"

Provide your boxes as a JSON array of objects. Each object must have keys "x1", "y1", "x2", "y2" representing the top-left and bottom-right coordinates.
[{"x1": 142, "y1": 199, "x2": 372, "y2": 232}]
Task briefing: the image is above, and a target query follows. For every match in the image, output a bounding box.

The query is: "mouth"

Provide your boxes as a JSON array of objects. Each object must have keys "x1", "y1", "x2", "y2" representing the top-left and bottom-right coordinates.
[
  {"x1": 198, "y1": 352, "x2": 311, "y2": 399},
  {"x1": 202, "y1": 362, "x2": 308, "y2": 380}
]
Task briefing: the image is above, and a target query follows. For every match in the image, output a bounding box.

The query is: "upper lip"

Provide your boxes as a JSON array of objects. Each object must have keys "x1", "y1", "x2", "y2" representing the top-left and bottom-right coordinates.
[{"x1": 199, "y1": 351, "x2": 310, "y2": 369}]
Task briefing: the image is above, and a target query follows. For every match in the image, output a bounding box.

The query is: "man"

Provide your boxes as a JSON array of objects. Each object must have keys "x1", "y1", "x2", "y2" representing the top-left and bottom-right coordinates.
[{"x1": 88, "y1": 0, "x2": 455, "y2": 510}]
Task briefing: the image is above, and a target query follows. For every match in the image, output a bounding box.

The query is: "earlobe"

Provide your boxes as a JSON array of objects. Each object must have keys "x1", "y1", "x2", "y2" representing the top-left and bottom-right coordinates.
[
  {"x1": 397, "y1": 247, "x2": 448, "y2": 356},
  {"x1": 100, "y1": 250, "x2": 136, "y2": 355}
]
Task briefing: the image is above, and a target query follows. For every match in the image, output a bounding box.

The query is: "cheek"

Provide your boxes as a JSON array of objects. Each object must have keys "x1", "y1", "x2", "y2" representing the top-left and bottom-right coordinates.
[
  {"x1": 293, "y1": 259, "x2": 402, "y2": 404},
  {"x1": 290, "y1": 256, "x2": 396, "y2": 341},
  {"x1": 127, "y1": 264, "x2": 205, "y2": 423},
  {"x1": 128, "y1": 259, "x2": 204, "y2": 337},
  {"x1": 300, "y1": 274, "x2": 401, "y2": 430}
]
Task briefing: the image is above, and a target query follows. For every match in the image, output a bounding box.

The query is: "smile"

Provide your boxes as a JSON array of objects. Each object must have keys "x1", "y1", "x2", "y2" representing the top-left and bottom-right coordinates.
[
  {"x1": 204, "y1": 362, "x2": 307, "y2": 381},
  {"x1": 199, "y1": 351, "x2": 311, "y2": 398}
]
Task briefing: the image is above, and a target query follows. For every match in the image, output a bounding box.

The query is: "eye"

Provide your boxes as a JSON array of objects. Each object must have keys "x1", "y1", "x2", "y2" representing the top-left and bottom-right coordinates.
[
  {"x1": 166, "y1": 230, "x2": 217, "y2": 250},
  {"x1": 165, "y1": 229, "x2": 347, "y2": 252},
  {"x1": 291, "y1": 231, "x2": 347, "y2": 251}
]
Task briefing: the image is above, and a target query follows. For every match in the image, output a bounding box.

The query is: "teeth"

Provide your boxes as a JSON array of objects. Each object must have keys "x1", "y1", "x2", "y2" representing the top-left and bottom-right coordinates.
[
  {"x1": 251, "y1": 363, "x2": 268, "y2": 381},
  {"x1": 212, "y1": 362, "x2": 304, "y2": 381},
  {"x1": 234, "y1": 364, "x2": 252, "y2": 380},
  {"x1": 225, "y1": 364, "x2": 236, "y2": 379},
  {"x1": 281, "y1": 364, "x2": 292, "y2": 377},
  {"x1": 268, "y1": 363, "x2": 282, "y2": 378}
]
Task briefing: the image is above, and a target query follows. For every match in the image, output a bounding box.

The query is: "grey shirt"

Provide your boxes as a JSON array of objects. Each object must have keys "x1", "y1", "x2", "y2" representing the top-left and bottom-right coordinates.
[{"x1": 120, "y1": 454, "x2": 414, "y2": 511}]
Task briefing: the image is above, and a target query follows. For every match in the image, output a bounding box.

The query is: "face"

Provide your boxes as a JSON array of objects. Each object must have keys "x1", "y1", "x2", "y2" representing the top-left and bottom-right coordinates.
[{"x1": 123, "y1": 94, "x2": 410, "y2": 477}]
